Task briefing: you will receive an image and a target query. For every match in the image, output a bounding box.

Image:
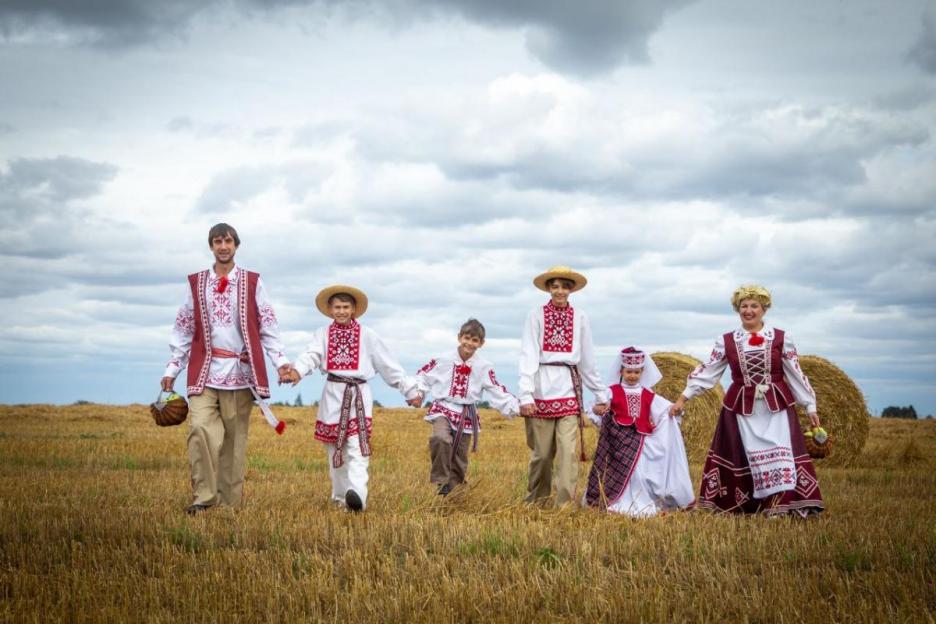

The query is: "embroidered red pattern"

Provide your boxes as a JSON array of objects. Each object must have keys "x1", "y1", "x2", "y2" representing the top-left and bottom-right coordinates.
[
  {"x1": 542, "y1": 302, "x2": 574, "y2": 353},
  {"x1": 174, "y1": 306, "x2": 195, "y2": 337},
  {"x1": 624, "y1": 391, "x2": 641, "y2": 421},
  {"x1": 533, "y1": 396, "x2": 579, "y2": 418},
  {"x1": 327, "y1": 321, "x2": 361, "y2": 370},
  {"x1": 449, "y1": 364, "x2": 471, "y2": 398},
  {"x1": 417, "y1": 359, "x2": 437, "y2": 375},
  {"x1": 314, "y1": 417, "x2": 372, "y2": 444},
  {"x1": 427, "y1": 402, "x2": 474, "y2": 432},
  {"x1": 259, "y1": 303, "x2": 277, "y2": 328},
  {"x1": 702, "y1": 467, "x2": 727, "y2": 500},
  {"x1": 206, "y1": 369, "x2": 253, "y2": 388},
  {"x1": 488, "y1": 369, "x2": 511, "y2": 395}
]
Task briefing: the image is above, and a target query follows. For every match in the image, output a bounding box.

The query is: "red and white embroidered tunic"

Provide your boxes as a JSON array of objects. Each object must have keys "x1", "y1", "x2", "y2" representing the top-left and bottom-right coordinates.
[
  {"x1": 682, "y1": 326, "x2": 817, "y2": 500},
  {"x1": 164, "y1": 266, "x2": 288, "y2": 392},
  {"x1": 518, "y1": 301, "x2": 609, "y2": 418},
  {"x1": 293, "y1": 320, "x2": 420, "y2": 444},
  {"x1": 414, "y1": 352, "x2": 519, "y2": 433}
]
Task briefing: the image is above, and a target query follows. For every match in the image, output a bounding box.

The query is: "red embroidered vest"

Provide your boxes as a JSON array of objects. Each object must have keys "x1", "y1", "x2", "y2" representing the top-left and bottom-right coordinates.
[
  {"x1": 609, "y1": 385, "x2": 655, "y2": 435},
  {"x1": 186, "y1": 269, "x2": 271, "y2": 398},
  {"x1": 722, "y1": 329, "x2": 794, "y2": 416}
]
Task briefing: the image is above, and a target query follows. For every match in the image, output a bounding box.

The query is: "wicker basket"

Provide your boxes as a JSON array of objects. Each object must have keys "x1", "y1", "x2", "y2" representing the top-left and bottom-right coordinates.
[
  {"x1": 803, "y1": 428, "x2": 834, "y2": 459},
  {"x1": 150, "y1": 390, "x2": 189, "y2": 427}
]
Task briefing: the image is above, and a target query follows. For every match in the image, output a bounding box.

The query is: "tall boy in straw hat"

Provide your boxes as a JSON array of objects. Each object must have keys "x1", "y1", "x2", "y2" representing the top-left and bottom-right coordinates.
[
  {"x1": 519, "y1": 266, "x2": 610, "y2": 507},
  {"x1": 286, "y1": 285, "x2": 421, "y2": 511}
]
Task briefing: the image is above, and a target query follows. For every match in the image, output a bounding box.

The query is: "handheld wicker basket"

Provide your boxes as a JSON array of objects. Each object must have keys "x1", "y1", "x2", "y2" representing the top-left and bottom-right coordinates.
[{"x1": 150, "y1": 390, "x2": 189, "y2": 427}]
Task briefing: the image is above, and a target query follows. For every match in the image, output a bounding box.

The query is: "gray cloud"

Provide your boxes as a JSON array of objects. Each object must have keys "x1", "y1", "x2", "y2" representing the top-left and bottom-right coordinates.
[
  {"x1": 0, "y1": 156, "x2": 118, "y2": 259},
  {"x1": 423, "y1": 0, "x2": 693, "y2": 75},
  {"x1": 907, "y1": 7, "x2": 936, "y2": 74},
  {"x1": 1, "y1": 0, "x2": 691, "y2": 75}
]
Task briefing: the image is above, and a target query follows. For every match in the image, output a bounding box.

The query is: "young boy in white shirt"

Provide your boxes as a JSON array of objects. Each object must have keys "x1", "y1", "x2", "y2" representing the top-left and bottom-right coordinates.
[
  {"x1": 413, "y1": 319, "x2": 519, "y2": 496},
  {"x1": 287, "y1": 285, "x2": 420, "y2": 512}
]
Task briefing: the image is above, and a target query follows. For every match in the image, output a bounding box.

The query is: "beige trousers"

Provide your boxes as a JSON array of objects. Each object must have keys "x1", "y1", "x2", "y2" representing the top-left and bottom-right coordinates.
[
  {"x1": 428, "y1": 417, "x2": 471, "y2": 487},
  {"x1": 187, "y1": 387, "x2": 254, "y2": 507},
  {"x1": 524, "y1": 415, "x2": 580, "y2": 507}
]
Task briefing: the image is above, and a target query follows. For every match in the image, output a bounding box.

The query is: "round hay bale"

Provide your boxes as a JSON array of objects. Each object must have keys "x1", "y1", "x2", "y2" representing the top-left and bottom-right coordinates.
[
  {"x1": 651, "y1": 352, "x2": 723, "y2": 463},
  {"x1": 794, "y1": 355, "x2": 869, "y2": 466}
]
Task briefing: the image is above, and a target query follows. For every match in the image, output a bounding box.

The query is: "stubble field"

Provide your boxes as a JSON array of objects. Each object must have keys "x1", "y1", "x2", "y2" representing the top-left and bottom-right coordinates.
[{"x1": 1, "y1": 404, "x2": 934, "y2": 623}]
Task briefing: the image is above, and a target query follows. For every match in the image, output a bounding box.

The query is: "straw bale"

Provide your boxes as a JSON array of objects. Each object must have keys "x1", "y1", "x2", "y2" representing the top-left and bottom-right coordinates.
[
  {"x1": 794, "y1": 355, "x2": 870, "y2": 466},
  {"x1": 650, "y1": 352, "x2": 722, "y2": 463}
]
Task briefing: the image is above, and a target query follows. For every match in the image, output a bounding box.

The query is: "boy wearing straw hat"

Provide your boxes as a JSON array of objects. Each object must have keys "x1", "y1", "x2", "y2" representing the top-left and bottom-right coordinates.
[
  {"x1": 518, "y1": 266, "x2": 610, "y2": 507},
  {"x1": 286, "y1": 285, "x2": 421, "y2": 512},
  {"x1": 413, "y1": 318, "x2": 520, "y2": 496}
]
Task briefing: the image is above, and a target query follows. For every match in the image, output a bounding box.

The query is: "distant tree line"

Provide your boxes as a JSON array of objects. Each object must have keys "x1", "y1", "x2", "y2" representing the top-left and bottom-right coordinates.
[{"x1": 881, "y1": 405, "x2": 918, "y2": 419}]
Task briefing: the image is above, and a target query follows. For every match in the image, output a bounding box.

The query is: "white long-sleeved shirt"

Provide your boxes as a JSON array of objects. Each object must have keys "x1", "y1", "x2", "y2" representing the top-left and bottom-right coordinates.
[
  {"x1": 518, "y1": 300, "x2": 610, "y2": 413},
  {"x1": 682, "y1": 326, "x2": 817, "y2": 414},
  {"x1": 164, "y1": 266, "x2": 289, "y2": 389},
  {"x1": 415, "y1": 351, "x2": 519, "y2": 432},
  {"x1": 293, "y1": 320, "x2": 420, "y2": 428}
]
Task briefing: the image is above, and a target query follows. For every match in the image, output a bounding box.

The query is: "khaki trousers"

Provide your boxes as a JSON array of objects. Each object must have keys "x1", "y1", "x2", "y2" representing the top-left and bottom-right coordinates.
[
  {"x1": 187, "y1": 387, "x2": 254, "y2": 507},
  {"x1": 428, "y1": 417, "x2": 471, "y2": 488},
  {"x1": 525, "y1": 415, "x2": 579, "y2": 507}
]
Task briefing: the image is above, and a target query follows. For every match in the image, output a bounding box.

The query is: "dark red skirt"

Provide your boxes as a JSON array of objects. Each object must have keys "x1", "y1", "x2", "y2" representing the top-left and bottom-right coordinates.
[
  {"x1": 698, "y1": 405, "x2": 824, "y2": 516},
  {"x1": 584, "y1": 411, "x2": 645, "y2": 509}
]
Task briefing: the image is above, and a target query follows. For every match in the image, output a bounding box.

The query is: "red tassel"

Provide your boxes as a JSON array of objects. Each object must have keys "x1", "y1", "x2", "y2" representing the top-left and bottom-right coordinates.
[
  {"x1": 275, "y1": 421, "x2": 285, "y2": 435},
  {"x1": 216, "y1": 276, "x2": 228, "y2": 293},
  {"x1": 748, "y1": 332, "x2": 765, "y2": 346}
]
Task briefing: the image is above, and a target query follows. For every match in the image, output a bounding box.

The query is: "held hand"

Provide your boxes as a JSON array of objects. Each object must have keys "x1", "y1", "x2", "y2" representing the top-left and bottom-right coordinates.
[
  {"x1": 593, "y1": 403, "x2": 609, "y2": 416},
  {"x1": 277, "y1": 364, "x2": 294, "y2": 384},
  {"x1": 406, "y1": 393, "x2": 424, "y2": 408},
  {"x1": 520, "y1": 403, "x2": 536, "y2": 417},
  {"x1": 669, "y1": 397, "x2": 687, "y2": 418},
  {"x1": 161, "y1": 376, "x2": 175, "y2": 392},
  {"x1": 808, "y1": 412, "x2": 821, "y2": 428}
]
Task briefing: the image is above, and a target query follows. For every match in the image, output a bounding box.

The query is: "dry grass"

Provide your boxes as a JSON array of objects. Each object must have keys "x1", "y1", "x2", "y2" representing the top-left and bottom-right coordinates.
[{"x1": 1, "y1": 404, "x2": 934, "y2": 623}]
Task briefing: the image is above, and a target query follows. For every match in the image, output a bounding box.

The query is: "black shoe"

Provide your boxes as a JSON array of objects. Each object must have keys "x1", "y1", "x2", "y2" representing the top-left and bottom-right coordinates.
[
  {"x1": 437, "y1": 484, "x2": 452, "y2": 496},
  {"x1": 185, "y1": 503, "x2": 211, "y2": 516},
  {"x1": 345, "y1": 489, "x2": 363, "y2": 512}
]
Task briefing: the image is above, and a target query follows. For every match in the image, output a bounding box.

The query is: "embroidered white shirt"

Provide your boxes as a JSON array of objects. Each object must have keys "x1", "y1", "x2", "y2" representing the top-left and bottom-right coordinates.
[
  {"x1": 164, "y1": 266, "x2": 289, "y2": 389},
  {"x1": 518, "y1": 302, "x2": 609, "y2": 406}
]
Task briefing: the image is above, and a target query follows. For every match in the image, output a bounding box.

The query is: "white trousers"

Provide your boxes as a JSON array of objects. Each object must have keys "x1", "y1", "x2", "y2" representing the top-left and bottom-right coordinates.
[{"x1": 325, "y1": 435, "x2": 370, "y2": 508}]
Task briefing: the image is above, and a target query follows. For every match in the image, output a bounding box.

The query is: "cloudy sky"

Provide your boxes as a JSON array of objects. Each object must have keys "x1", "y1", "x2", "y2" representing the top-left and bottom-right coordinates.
[{"x1": 2, "y1": 0, "x2": 935, "y2": 416}]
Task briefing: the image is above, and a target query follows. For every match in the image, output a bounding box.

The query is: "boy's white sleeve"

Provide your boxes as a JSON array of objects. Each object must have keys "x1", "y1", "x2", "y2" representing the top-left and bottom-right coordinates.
[
  {"x1": 683, "y1": 335, "x2": 729, "y2": 400},
  {"x1": 255, "y1": 277, "x2": 290, "y2": 369},
  {"x1": 781, "y1": 335, "x2": 817, "y2": 413},
  {"x1": 414, "y1": 358, "x2": 439, "y2": 397},
  {"x1": 165, "y1": 288, "x2": 195, "y2": 378},
  {"x1": 370, "y1": 330, "x2": 420, "y2": 400},
  {"x1": 293, "y1": 328, "x2": 326, "y2": 378},
  {"x1": 481, "y1": 365, "x2": 519, "y2": 417},
  {"x1": 517, "y1": 309, "x2": 540, "y2": 406},
  {"x1": 578, "y1": 312, "x2": 610, "y2": 404}
]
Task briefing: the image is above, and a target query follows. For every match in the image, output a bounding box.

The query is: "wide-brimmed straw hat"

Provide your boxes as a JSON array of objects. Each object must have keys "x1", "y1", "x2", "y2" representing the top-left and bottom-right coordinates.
[
  {"x1": 315, "y1": 285, "x2": 369, "y2": 318},
  {"x1": 533, "y1": 266, "x2": 587, "y2": 292}
]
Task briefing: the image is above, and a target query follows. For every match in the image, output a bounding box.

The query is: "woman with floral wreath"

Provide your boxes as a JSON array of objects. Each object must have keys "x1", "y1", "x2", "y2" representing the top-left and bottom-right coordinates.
[{"x1": 669, "y1": 285, "x2": 824, "y2": 517}]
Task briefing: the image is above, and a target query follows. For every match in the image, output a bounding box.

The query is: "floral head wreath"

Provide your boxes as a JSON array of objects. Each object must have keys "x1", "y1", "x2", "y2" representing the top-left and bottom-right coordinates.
[{"x1": 731, "y1": 284, "x2": 771, "y2": 312}]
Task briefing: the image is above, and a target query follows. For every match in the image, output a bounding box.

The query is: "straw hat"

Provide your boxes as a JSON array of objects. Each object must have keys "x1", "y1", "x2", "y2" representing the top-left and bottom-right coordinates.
[
  {"x1": 315, "y1": 284, "x2": 369, "y2": 317},
  {"x1": 533, "y1": 266, "x2": 587, "y2": 292}
]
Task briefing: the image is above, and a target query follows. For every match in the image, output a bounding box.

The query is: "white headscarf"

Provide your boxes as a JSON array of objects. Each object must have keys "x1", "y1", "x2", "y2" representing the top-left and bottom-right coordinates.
[{"x1": 606, "y1": 346, "x2": 662, "y2": 389}]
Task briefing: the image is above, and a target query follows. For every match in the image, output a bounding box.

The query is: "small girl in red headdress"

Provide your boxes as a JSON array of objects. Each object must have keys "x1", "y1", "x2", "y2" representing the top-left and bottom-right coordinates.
[{"x1": 583, "y1": 347, "x2": 695, "y2": 516}]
